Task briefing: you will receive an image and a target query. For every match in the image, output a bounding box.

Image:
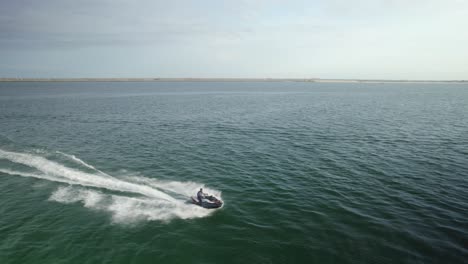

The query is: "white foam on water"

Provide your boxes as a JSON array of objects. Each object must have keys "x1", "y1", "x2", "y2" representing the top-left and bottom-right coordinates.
[
  {"x1": 125, "y1": 176, "x2": 222, "y2": 198},
  {"x1": 56, "y1": 151, "x2": 108, "y2": 176},
  {"x1": 49, "y1": 186, "x2": 105, "y2": 208},
  {"x1": 0, "y1": 149, "x2": 221, "y2": 224}
]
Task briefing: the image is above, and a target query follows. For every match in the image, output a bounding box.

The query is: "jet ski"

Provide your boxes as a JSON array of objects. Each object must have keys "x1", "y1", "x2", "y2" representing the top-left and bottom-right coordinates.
[{"x1": 191, "y1": 194, "x2": 223, "y2": 209}]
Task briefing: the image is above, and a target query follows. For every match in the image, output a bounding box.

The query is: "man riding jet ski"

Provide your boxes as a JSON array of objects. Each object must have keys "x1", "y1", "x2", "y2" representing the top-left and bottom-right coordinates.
[{"x1": 191, "y1": 188, "x2": 223, "y2": 209}]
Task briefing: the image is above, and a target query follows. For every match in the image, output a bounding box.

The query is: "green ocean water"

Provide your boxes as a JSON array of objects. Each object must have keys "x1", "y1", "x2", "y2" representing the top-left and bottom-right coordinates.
[{"x1": 0, "y1": 81, "x2": 467, "y2": 264}]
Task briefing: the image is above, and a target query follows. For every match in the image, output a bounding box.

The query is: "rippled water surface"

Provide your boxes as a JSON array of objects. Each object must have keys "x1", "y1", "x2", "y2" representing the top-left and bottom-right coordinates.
[{"x1": 0, "y1": 82, "x2": 467, "y2": 263}]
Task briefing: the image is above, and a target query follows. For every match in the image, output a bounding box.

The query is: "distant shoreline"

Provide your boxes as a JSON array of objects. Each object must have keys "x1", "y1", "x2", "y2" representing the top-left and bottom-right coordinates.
[{"x1": 0, "y1": 78, "x2": 466, "y2": 83}]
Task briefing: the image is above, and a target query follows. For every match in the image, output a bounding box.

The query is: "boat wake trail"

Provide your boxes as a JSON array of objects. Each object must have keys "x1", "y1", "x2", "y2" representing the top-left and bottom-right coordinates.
[{"x1": 0, "y1": 148, "x2": 221, "y2": 224}]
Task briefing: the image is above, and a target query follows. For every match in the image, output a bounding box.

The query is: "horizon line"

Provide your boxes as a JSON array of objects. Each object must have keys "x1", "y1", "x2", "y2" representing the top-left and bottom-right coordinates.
[{"x1": 0, "y1": 77, "x2": 467, "y2": 83}]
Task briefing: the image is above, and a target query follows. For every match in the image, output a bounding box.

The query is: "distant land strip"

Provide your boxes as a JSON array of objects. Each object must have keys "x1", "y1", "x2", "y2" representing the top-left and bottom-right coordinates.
[{"x1": 0, "y1": 78, "x2": 466, "y2": 83}]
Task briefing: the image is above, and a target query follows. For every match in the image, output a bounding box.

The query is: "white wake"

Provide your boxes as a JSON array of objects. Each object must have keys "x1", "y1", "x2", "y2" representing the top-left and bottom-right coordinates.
[
  {"x1": 0, "y1": 149, "x2": 221, "y2": 224},
  {"x1": 56, "y1": 151, "x2": 108, "y2": 176}
]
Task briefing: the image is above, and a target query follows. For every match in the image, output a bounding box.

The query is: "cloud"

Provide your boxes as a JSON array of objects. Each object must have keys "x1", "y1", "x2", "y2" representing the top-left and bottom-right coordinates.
[{"x1": 0, "y1": 0, "x2": 467, "y2": 78}]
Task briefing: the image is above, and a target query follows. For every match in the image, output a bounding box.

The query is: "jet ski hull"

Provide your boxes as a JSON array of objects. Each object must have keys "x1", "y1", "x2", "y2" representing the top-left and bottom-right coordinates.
[{"x1": 191, "y1": 195, "x2": 223, "y2": 209}]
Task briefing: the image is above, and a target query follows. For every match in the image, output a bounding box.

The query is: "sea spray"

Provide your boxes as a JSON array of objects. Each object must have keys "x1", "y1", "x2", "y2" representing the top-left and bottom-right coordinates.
[
  {"x1": 56, "y1": 151, "x2": 108, "y2": 176},
  {"x1": 0, "y1": 149, "x2": 221, "y2": 223}
]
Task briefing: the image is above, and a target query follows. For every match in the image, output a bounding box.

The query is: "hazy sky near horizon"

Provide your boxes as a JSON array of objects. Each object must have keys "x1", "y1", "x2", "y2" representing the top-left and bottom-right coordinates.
[{"x1": 1, "y1": 0, "x2": 467, "y2": 79}]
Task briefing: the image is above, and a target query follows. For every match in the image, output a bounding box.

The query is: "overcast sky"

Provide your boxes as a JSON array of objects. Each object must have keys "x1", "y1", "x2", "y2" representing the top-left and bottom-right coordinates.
[{"x1": 1, "y1": 0, "x2": 467, "y2": 79}]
